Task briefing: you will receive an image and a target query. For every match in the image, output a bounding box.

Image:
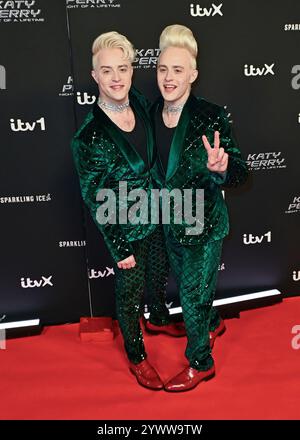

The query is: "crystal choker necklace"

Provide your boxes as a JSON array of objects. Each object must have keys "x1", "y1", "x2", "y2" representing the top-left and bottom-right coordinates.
[
  {"x1": 98, "y1": 99, "x2": 130, "y2": 112},
  {"x1": 163, "y1": 103, "x2": 185, "y2": 113}
]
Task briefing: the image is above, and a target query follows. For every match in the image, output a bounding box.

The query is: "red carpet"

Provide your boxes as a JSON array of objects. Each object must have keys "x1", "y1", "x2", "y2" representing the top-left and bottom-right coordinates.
[{"x1": 1, "y1": 297, "x2": 300, "y2": 420}]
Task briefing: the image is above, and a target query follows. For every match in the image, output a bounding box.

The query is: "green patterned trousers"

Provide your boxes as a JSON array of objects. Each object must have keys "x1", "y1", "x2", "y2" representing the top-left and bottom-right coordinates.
[
  {"x1": 165, "y1": 227, "x2": 223, "y2": 371},
  {"x1": 114, "y1": 227, "x2": 170, "y2": 364}
]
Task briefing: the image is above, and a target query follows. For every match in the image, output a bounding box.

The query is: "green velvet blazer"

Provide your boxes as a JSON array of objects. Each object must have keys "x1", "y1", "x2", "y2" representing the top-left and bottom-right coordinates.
[
  {"x1": 151, "y1": 93, "x2": 249, "y2": 245},
  {"x1": 71, "y1": 88, "x2": 162, "y2": 263}
]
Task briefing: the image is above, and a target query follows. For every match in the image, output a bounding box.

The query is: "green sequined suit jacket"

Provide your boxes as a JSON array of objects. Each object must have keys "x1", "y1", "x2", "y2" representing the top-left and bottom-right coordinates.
[
  {"x1": 151, "y1": 93, "x2": 249, "y2": 245},
  {"x1": 71, "y1": 88, "x2": 162, "y2": 263}
]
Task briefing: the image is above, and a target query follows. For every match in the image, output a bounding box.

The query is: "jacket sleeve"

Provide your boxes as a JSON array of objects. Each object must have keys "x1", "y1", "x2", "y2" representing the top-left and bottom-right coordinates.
[
  {"x1": 210, "y1": 107, "x2": 249, "y2": 188},
  {"x1": 71, "y1": 135, "x2": 134, "y2": 263}
]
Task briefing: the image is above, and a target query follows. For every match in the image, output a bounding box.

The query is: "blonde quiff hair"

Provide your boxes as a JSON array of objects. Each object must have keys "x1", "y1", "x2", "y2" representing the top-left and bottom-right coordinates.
[
  {"x1": 159, "y1": 24, "x2": 198, "y2": 69},
  {"x1": 92, "y1": 31, "x2": 135, "y2": 69}
]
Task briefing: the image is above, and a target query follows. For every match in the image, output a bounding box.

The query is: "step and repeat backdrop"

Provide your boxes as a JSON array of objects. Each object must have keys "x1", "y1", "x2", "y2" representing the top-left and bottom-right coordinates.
[{"x1": 0, "y1": 0, "x2": 299, "y2": 325}]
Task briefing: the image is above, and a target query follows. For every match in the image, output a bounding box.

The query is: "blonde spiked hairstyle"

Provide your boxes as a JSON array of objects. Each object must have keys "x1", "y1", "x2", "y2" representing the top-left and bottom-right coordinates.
[
  {"x1": 92, "y1": 31, "x2": 135, "y2": 69},
  {"x1": 159, "y1": 24, "x2": 198, "y2": 69}
]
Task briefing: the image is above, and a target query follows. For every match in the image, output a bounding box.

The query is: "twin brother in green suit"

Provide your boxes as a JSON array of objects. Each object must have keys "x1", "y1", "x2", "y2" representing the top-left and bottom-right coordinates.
[{"x1": 71, "y1": 26, "x2": 248, "y2": 392}]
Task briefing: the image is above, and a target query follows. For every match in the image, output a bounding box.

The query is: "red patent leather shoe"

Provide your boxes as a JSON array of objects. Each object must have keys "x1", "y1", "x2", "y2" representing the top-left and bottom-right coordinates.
[
  {"x1": 129, "y1": 359, "x2": 164, "y2": 390},
  {"x1": 209, "y1": 319, "x2": 226, "y2": 348},
  {"x1": 164, "y1": 365, "x2": 215, "y2": 392},
  {"x1": 143, "y1": 319, "x2": 186, "y2": 337}
]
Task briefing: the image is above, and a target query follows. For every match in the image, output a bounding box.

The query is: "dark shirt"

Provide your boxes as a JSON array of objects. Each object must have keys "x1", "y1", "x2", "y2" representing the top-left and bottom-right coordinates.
[
  {"x1": 119, "y1": 113, "x2": 148, "y2": 166},
  {"x1": 155, "y1": 110, "x2": 176, "y2": 176}
]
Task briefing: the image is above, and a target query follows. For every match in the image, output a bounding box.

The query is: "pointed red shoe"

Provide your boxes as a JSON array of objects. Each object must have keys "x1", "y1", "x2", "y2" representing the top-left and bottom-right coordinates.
[
  {"x1": 143, "y1": 319, "x2": 186, "y2": 337},
  {"x1": 210, "y1": 319, "x2": 226, "y2": 348},
  {"x1": 129, "y1": 359, "x2": 164, "y2": 390},
  {"x1": 164, "y1": 365, "x2": 215, "y2": 392}
]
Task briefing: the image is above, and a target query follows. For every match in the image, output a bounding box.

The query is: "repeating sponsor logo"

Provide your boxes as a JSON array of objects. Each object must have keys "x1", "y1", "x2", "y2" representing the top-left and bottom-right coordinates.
[
  {"x1": 293, "y1": 270, "x2": 300, "y2": 282},
  {"x1": 285, "y1": 196, "x2": 300, "y2": 214},
  {"x1": 291, "y1": 65, "x2": 300, "y2": 90},
  {"x1": 10, "y1": 117, "x2": 46, "y2": 132},
  {"x1": 21, "y1": 275, "x2": 53, "y2": 288},
  {"x1": 66, "y1": 0, "x2": 121, "y2": 9},
  {"x1": 77, "y1": 92, "x2": 96, "y2": 105},
  {"x1": 59, "y1": 76, "x2": 74, "y2": 97},
  {"x1": 284, "y1": 24, "x2": 300, "y2": 31},
  {"x1": 244, "y1": 63, "x2": 275, "y2": 77},
  {"x1": 243, "y1": 231, "x2": 272, "y2": 245},
  {"x1": 89, "y1": 267, "x2": 114, "y2": 279},
  {"x1": 298, "y1": 112, "x2": 300, "y2": 124},
  {"x1": 246, "y1": 152, "x2": 286, "y2": 171},
  {"x1": 134, "y1": 49, "x2": 160, "y2": 69},
  {"x1": 218, "y1": 262, "x2": 225, "y2": 271},
  {"x1": 190, "y1": 3, "x2": 223, "y2": 17},
  {"x1": 59, "y1": 240, "x2": 86, "y2": 247},
  {"x1": 0, "y1": 194, "x2": 52, "y2": 204},
  {"x1": 291, "y1": 325, "x2": 300, "y2": 349},
  {"x1": 0, "y1": 1, "x2": 45, "y2": 23},
  {"x1": 0, "y1": 65, "x2": 6, "y2": 89}
]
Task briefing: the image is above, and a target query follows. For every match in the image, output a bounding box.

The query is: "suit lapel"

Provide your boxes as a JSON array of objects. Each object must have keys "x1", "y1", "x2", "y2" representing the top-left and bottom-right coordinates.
[
  {"x1": 131, "y1": 91, "x2": 155, "y2": 168},
  {"x1": 153, "y1": 94, "x2": 205, "y2": 182},
  {"x1": 93, "y1": 90, "x2": 153, "y2": 176}
]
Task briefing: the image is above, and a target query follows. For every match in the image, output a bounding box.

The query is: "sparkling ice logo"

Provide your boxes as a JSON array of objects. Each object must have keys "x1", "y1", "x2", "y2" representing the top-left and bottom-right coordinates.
[{"x1": 0, "y1": 194, "x2": 51, "y2": 204}]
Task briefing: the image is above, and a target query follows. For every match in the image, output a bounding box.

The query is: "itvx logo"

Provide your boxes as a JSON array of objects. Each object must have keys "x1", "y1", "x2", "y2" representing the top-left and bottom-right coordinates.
[
  {"x1": 89, "y1": 267, "x2": 115, "y2": 279},
  {"x1": 243, "y1": 231, "x2": 272, "y2": 245},
  {"x1": 77, "y1": 92, "x2": 96, "y2": 105},
  {"x1": 190, "y1": 3, "x2": 223, "y2": 17},
  {"x1": 244, "y1": 63, "x2": 275, "y2": 77},
  {"x1": 21, "y1": 276, "x2": 53, "y2": 288},
  {"x1": 10, "y1": 117, "x2": 45, "y2": 132}
]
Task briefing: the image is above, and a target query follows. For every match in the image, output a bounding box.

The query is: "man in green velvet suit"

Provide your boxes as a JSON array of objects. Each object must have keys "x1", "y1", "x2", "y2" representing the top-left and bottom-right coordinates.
[
  {"x1": 152, "y1": 25, "x2": 248, "y2": 392},
  {"x1": 71, "y1": 31, "x2": 184, "y2": 391}
]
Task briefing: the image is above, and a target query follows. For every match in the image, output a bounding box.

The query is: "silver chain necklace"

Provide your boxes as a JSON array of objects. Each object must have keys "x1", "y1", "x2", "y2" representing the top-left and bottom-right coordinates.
[
  {"x1": 98, "y1": 99, "x2": 130, "y2": 113},
  {"x1": 163, "y1": 103, "x2": 184, "y2": 113}
]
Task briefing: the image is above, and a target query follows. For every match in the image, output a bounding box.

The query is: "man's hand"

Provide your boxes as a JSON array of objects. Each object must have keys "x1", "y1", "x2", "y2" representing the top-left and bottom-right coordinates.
[
  {"x1": 202, "y1": 131, "x2": 228, "y2": 173},
  {"x1": 117, "y1": 255, "x2": 136, "y2": 269}
]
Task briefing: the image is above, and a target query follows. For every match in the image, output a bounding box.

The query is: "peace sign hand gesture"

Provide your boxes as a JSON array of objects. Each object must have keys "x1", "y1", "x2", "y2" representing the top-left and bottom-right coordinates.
[{"x1": 202, "y1": 131, "x2": 228, "y2": 173}]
